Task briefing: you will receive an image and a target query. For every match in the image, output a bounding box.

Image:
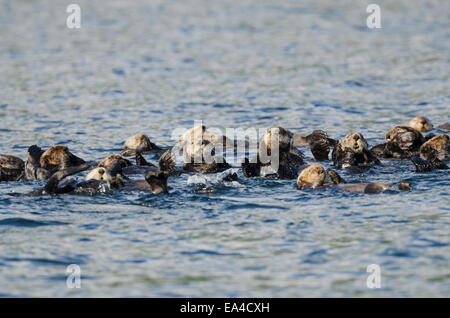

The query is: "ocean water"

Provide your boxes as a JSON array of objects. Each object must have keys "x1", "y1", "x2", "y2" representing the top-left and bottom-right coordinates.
[{"x1": 0, "y1": 0, "x2": 449, "y2": 297}]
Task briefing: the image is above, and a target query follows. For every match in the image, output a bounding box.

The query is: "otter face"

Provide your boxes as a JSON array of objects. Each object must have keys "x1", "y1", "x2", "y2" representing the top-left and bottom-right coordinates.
[
  {"x1": 145, "y1": 171, "x2": 169, "y2": 194},
  {"x1": 409, "y1": 116, "x2": 433, "y2": 132},
  {"x1": 261, "y1": 126, "x2": 293, "y2": 154},
  {"x1": 122, "y1": 134, "x2": 154, "y2": 156},
  {"x1": 296, "y1": 164, "x2": 326, "y2": 189},
  {"x1": 86, "y1": 167, "x2": 112, "y2": 183},
  {"x1": 338, "y1": 133, "x2": 368, "y2": 154}
]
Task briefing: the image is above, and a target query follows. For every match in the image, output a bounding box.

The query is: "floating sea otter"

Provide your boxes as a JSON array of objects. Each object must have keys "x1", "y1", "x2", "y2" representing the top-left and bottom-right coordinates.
[
  {"x1": 157, "y1": 125, "x2": 232, "y2": 174},
  {"x1": 241, "y1": 126, "x2": 305, "y2": 179},
  {"x1": 293, "y1": 130, "x2": 337, "y2": 161},
  {"x1": 411, "y1": 134, "x2": 450, "y2": 171},
  {"x1": 331, "y1": 132, "x2": 380, "y2": 170},
  {"x1": 9, "y1": 159, "x2": 169, "y2": 197},
  {"x1": 0, "y1": 155, "x2": 24, "y2": 182},
  {"x1": 371, "y1": 126, "x2": 425, "y2": 159},
  {"x1": 24, "y1": 145, "x2": 86, "y2": 180},
  {"x1": 121, "y1": 134, "x2": 163, "y2": 157},
  {"x1": 296, "y1": 164, "x2": 411, "y2": 193}
]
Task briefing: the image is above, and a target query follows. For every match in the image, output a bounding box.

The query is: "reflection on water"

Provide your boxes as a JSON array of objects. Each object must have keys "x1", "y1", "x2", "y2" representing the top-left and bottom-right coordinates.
[{"x1": 0, "y1": 0, "x2": 449, "y2": 297}]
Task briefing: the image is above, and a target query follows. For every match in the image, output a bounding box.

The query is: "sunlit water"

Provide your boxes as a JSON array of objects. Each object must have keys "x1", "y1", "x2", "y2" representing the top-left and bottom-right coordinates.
[{"x1": 0, "y1": 0, "x2": 449, "y2": 297}]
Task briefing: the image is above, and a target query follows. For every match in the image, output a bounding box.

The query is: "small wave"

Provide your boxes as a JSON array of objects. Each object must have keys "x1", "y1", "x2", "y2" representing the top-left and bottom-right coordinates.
[{"x1": 0, "y1": 218, "x2": 69, "y2": 228}]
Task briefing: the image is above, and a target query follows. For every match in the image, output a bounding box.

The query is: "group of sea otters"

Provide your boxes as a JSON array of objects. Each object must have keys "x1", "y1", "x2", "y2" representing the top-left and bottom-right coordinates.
[{"x1": 0, "y1": 116, "x2": 449, "y2": 196}]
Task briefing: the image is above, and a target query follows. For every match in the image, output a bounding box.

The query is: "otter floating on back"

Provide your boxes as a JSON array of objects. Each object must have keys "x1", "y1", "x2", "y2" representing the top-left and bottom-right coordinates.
[
  {"x1": 332, "y1": 132, "x2": 380, "y2": 171},
  {"x1": 296, "y1": 164, "x2": 411, "y2": 193},
  {"x1": 241, "y1": 126, "x2": 305, "y2": 179}
]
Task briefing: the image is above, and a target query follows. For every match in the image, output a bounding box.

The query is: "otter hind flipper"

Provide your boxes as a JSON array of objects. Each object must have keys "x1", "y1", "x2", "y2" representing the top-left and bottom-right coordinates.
[
  {"x1": 135, "y1": 152, "x2": 154, "y2": 167},
  {"x1": 327, "y1": 170, "x2": 345, "y2": 184},
  {"x1": 158, "y1": 149, "x2": 176, "y2": 173}
]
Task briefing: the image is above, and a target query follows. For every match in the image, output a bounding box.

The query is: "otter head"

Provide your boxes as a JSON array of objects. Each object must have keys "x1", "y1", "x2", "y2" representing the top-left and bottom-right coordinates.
[
  {"x1": 99, "y1": 154, "x2": 131, "y2": 169},
  {"x1": 261, "y1": 126, "x2": 293, "y2": 155},
  {"x1": 122, "y1": 134, "x2": 155, "y2": 157},
  {"x1": 86, "y1": 167, "x2": 112, "y2": 183},
  {"x1": 338, "y1": 132, "x2": 368, "y2": 154},
  {"x1": 40, "y1": 145, "x2": 85, "y2": 170},
  {"x1": 296, "y1": 164, "x2": 327, "y2": 189},
  {"x1": 178, "y1": 125, "x2": 207, "y2": 145},
  {"x1": 409, "y1": 116, "x2": 433, "y2": 132},
  {"x1": 145, "y1": 170, "x2": 169, "y2": 194}
]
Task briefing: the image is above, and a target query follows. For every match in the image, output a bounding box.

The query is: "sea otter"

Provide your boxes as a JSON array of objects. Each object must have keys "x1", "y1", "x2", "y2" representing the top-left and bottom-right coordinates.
[
  {"x1": 296, "y1": 164, "x2": 342, "y2": 189},
  {"x1": 0, "y1": 155, "x2": 25, "y2": 181},
  {"x1": 241, "y1": 126, "x2": 305, "y2": 179},
  {"x1": 97, "y1": 152, "x2": 155, "y2": 175},
  {"x1": 296, "y1": 164, "x2": 411, "y2": 193},
  {"x1": 409, "y1": 134, "x2": 450, "y2": 171},
  {"x1": 121, "y1": 134, "x2": 162, "y2": 157},
  {"x1": 293, "y1": 130, "x2": 336, "y2": 161},
  {"x1": 409, "y1": 116, "x2": 433, "y2": 133},
  {"x1": 332, "y1": 132, "x2": 380, "y2": 169},
  {"x1": 420, "y1": 134, "x2": 450, "y2": 162},
  {"x1": 158, "y1": 126, "x2": 232, "y2": 175},
  {"x1": 24, "y1": 145, "x2": 86, "y2": 180},
  {"x1": 86, "y1": 163, "x2": 169, "y2": 194},
  {"x1": 371, "y1": 126, "x2": 425, "y2": 159},
  {"x1": 9, "y1": 159, "x2": 169, "y2": 196}
]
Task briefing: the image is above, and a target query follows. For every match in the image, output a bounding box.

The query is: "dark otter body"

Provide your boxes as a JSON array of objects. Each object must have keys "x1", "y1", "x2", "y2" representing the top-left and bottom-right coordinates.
[
  {"x1": 371, "y1": 126, "x2": 425, "y2": 159},
  {"x1": 242, "y1": 150, "x2": 305, "y2": 179},
  {"x1": 242, "y1": 127, "x2": 305, "y2": 179},
  {"x1": 332, "y1": 133, "x2": 380, "y2": 170},
  {"x1": 411, "y1": 156, "x2": 449, "y2": 172}
]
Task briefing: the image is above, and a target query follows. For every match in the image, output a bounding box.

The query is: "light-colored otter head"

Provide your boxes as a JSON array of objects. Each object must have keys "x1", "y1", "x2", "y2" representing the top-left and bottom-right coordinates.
[
  {"x1": 86, "y1": 167, "x2": 112, "y2": 182},
  {"x1": 261, "y1": 126, "x2": 293, "y2": 154},
  {"x1": 338, "y1": 132, "x2": 368, "y2": 154},
  {"x1": 122, "y1": 134, "x2": 155, "y2": 157},
  {"x1": 178, "y1": 125, "x2": 206, "y2": 145},
  {"x1": 409, "y1": 116, "x2": 433, "y2": 132},
  {"x1": 296, "y1": 164, "x2": 327, "y2": 189}
]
